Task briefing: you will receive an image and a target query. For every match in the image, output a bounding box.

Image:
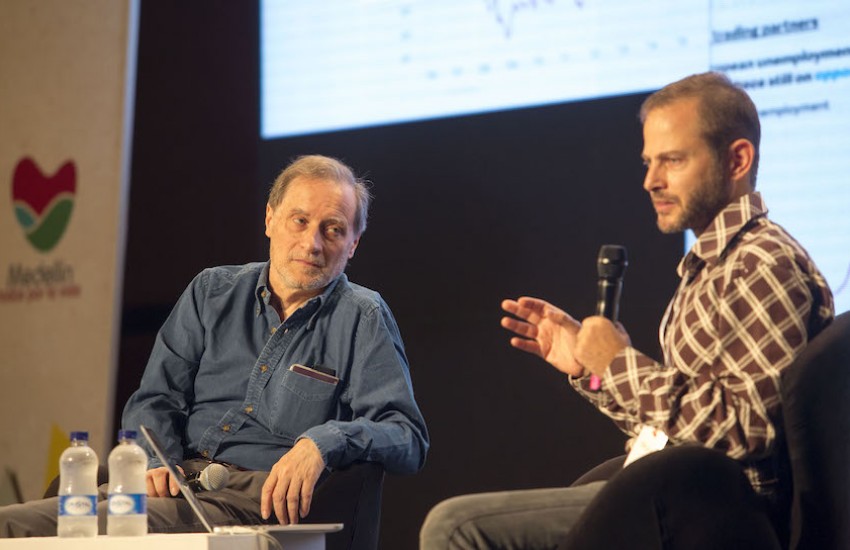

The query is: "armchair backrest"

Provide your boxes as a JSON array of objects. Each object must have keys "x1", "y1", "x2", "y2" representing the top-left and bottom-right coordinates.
[
  {"x1": 781, "y1": 310, "x2": 850, "y2": 550},
  {"x1": 308, "y1": 461, "x2": 385, "y2": 550}
]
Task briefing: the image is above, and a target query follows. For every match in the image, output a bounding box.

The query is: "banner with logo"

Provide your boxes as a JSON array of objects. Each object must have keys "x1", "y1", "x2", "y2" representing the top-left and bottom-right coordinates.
[{"x1": 0, "y1": 0, "x2": 138, "y2": 500}]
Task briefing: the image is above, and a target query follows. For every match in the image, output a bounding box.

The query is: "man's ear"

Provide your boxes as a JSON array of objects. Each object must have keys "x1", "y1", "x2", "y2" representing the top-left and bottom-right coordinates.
[
  {"x1": 264, "y1": 204, "x2": 274, "y2": 238},
  {"x1": 348, "y1": 235, "x2": 360, "y2": 259},
  {"x1": 727, "y1": 138, "x2": 755, "y2": 186}
]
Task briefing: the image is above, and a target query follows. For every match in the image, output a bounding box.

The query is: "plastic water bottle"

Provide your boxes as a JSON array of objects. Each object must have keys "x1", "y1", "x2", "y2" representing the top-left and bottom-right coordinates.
[
  {"x1": 57, "y1": 431, "x2": 99, "y2": 537},
  {"x1": 107, "y1": 430, "x2": 148, "y2": 536}
]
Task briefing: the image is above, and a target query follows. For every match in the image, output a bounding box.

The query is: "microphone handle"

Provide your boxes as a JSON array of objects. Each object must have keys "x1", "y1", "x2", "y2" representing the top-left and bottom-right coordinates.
[
  {"x1": 596, "y1": 278, "x2": 622, "y2": 322},
  {"x1": 187, "y1": 474, "x2": 205, "y2": 492},
  {"x1": 590, "y1": 277, "x2": 623, "y2": 390},
  {"x1": 186, "y1": 466, "x2": 211, "y2": 492}
]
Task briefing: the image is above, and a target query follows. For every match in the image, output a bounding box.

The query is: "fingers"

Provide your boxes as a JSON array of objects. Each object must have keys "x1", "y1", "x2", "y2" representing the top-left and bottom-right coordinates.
[
  {"x1": 171, "y1": 465, "x2": 184, "y2": 497},
  {"x1": 300, "y1": 483, "x2": 314, "y2": 519},
  {"x1": 501, "y1": 297, "x2": 545, "y2": 320},
  {"x1": 264, "y1": 475, "x2": 306, "y2": 525},
  {"x1": 502, "y1": 298, "x2": 547, "y2": 359},
  {"x1": 287, "y1": 481, "x2": 301, "y2": 525},
  {"x1": 260, "y1": 473, "x2": 276, "y2": 521},
  {"x1": 501, "y1": 298, "x2": 521, "y2": 315},
  {"x1": 261, "y1": 471, "x2": 293, "y2": 524},
  {"x1": 501, "y1": 297, "x2": 547, "y2": 339},
  {"x1": 146, "y1": 467, "x2": 172, "y2": 497},
  {"x1": 261, "y1": 439, "x2": 325, "y2": 524},
  {"x1": 275, "y1": 477, "x2": 293, "y2": 525},
  {"x1": 509, "y1": 336, "x2": 543, "y2": 356},
  {"x1": 500, "y1": 315, "x2": 537, "y2": 339},
  {"x1": 503, "y1": 297, "x2": 576, "y2": 327},
  {"x1": 146, "y1": 470, "x2": 158, "y2": 497}
]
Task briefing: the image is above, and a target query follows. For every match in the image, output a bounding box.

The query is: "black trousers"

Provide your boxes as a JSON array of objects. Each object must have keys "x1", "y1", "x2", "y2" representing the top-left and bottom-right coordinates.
[{"x1": 562, "y1": 446, "x2": 785, "y2": 550}]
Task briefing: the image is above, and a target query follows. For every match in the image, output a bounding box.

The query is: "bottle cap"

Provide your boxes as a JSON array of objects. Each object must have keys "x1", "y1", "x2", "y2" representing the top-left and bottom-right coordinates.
[
  {"x1": 69, "y1": 431, "x2": 89, "y2": 441},
  {"x1": 117, "y1": 429, "x2": 138, "y2": 441}
]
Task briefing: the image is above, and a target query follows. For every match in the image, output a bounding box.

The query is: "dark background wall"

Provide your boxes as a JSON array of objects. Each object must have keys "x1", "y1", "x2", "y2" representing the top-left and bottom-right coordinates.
[{"x1": 118, "y1": 2, "x2": 683, "y2": 548}]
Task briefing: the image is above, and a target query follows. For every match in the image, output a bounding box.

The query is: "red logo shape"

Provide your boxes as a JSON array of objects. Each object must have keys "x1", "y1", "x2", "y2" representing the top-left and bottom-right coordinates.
[{"x1": 11, "y1": 158, "x2": 77, "y2": 252}]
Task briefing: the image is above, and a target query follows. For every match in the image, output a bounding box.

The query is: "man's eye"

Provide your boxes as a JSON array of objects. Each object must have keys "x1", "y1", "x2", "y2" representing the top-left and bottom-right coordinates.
[{"x1": 326, "y1": 226, "x2": 343, "y2": 238}]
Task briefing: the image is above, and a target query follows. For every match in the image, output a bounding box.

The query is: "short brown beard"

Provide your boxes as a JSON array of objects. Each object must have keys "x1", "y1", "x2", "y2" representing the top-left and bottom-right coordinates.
[{"x1": 660, "y1": 156, "x2": 731, "y2": 235}]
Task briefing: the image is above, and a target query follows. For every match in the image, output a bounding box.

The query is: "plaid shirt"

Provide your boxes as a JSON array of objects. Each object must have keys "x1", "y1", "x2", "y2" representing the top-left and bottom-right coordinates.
[{"x1": 572, "y1": 192, "x2": 834, "y2": 491}]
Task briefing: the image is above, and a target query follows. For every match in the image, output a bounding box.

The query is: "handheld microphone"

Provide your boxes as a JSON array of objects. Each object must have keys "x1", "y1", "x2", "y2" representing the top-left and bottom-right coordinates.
[
  {"x1": 590, "y1": 244, "x2": 628, "y2": 390},
  {"x1": 186, "y1": 463, "x2": 230, "y2": 492}
]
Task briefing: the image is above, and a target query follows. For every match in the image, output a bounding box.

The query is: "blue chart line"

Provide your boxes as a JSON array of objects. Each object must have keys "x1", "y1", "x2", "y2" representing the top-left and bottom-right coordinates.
[
  {"x1": 484, "y1": 0, "x2": 585, "y2": 39},
  {"x1": 836, "y1": 261, "x2": 850, "y2": 298}
]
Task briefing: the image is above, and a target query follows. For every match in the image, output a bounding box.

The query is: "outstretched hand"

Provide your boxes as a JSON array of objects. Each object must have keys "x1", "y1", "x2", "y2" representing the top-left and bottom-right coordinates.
[
  {"x1": 501, "y1": 297, "x2": 585, "y2": 377},
  {"x1": 261, "y1": 437, "x2": 326, "y2": 525}
]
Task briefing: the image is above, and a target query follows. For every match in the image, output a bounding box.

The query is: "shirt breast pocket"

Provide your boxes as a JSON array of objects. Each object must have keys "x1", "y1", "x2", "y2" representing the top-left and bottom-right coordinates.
[{"x1": 267, "y1": 368, "x2": 339, "y2": 438}]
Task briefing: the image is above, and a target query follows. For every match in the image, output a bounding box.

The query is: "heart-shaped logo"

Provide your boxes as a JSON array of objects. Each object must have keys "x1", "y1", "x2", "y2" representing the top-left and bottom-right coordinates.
[{"x1": 11, "y1": 157, "x2": 76, "y2": 252}]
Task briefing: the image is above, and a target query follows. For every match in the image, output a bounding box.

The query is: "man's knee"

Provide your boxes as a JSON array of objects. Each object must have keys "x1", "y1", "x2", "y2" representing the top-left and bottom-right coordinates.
[
  {"x1": 0, "y1": 501, "x2": 53, "y2": 538},
  {"x1": 420, "y1": 494, "x2": 483, "y2": 549}
]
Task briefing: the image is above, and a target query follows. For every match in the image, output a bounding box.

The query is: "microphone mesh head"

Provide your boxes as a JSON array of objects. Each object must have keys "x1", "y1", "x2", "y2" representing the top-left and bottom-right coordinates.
[
  {"x1": 200, "y1": 463, "x2": 230, "y2": 491},
  {"x1": 597, "y1": 244, "x2": 628, "y2": 279}
]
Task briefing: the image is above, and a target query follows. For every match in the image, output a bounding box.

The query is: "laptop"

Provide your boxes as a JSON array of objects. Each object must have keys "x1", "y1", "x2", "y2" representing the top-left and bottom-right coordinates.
[{"x1": 139, "y1": 424, "x2": 343, "y2": 538}]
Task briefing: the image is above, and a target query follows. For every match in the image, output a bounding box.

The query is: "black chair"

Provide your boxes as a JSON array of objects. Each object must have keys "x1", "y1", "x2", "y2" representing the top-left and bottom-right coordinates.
[
  {"x1": 570, "y1": 455, "x2": 625, "y2": 487},
  {"x1": 309, "y1": 461, "x2": 385, "y2": 550},
  {"x1": 781, "y1": 310, "x2": 850, "y2": 550}
]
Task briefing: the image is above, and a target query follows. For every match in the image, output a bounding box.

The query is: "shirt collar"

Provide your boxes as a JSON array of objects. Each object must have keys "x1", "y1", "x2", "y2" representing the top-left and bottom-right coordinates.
[
  {"x1": 255, "y1": 262, "x2": 346, "y2": 327},
  {"x1": 255, "y1": 262, "x2": 273, "y2": 313},
  {"x1": 677, "y1": 192, "x2": 767, "y2": 278}
]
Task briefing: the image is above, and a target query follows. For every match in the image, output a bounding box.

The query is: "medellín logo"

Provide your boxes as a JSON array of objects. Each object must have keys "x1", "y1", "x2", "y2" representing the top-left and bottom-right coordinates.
[{"x1": 12, "y1": 157, "x2": 76, "y2": 253}]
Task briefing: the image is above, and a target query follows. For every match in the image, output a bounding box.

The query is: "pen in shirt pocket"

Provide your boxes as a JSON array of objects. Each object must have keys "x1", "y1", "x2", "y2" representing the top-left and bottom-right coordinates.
[{"x1": 289, "y1": 363, "x2": 339, "y2": 385}]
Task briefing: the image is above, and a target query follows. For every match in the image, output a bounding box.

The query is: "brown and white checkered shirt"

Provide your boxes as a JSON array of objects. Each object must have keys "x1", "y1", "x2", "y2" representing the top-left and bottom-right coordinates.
[{"x1": 572, "y1": 192, "x2": 834, "y2": 491}]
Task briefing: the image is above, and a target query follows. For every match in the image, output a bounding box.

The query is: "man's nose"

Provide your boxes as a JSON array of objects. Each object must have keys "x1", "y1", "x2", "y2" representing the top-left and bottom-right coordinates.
[
  {"x1": 301, "y1": 225, "x2": 323, "y2": 251},
  {"x1": 643, "y1": 164, "x2": 664, "y2": 192}
]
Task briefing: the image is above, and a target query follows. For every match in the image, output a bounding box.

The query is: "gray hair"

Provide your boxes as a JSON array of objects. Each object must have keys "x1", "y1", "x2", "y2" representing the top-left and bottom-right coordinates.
[{"x1": 268, "y1": 154, "x2": 371, "y2": 235}]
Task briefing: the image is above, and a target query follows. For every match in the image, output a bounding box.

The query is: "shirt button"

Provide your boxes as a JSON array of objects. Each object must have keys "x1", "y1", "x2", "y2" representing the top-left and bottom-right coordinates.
[
  {"x1": 201, "y1": 450, "x2": 210, "y2": 458},
  {"x1": 270, "y1": 327, "x2": 277, "y2": 335},
  {"x1": 261, "y1": 290, "x2": 268, "y2": 299},
  {"x1": 222, "y1": 424, "x2": 231, "y2": 432},
  {"x1": 244, "y1": 405, "x2": 254, "y2": 414},
  {"x1": 260, "y1": 364, "x2": 268, "y2": 373}
]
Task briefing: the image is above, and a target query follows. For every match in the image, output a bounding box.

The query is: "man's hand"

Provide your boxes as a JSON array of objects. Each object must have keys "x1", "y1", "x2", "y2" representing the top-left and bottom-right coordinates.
[
  {"x1": 573, "y1": 316, "x2": 631, "y2": 376},
  {"x1": 261, "y1": 438, "x2": 326, "y2": 525},
  {"x1": 501, "y1": 297, "x2": 585, "y2": 376},
  {"x1": 146, "y1": 465, "x2": 183, "y2": 497}
]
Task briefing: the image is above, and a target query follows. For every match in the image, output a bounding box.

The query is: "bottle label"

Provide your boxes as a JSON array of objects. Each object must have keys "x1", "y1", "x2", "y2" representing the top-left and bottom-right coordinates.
[
  {"x1": 108, "y1": 493, "x2": 147, "y2": 515},
  {"x1": 58, "y1": 495, "x2": 97, "y2": 517}
]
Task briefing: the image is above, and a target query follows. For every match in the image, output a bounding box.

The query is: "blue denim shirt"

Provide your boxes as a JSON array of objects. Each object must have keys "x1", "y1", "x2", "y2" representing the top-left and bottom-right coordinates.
[{"x1": 122, "y1": 262, "x2": 429, "y2": 475}]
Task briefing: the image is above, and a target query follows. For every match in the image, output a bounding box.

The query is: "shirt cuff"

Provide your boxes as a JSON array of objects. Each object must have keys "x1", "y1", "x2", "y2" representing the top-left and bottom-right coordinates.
[
  {"x1": 298, "y1": 424, "x2": 344, "y2": 468},
  {"x1": 569, "y1": 348, "x2": 632, "y2": 401},
  {"x1": 608, "y1": 346, "x2": 635, "y2": 379}
]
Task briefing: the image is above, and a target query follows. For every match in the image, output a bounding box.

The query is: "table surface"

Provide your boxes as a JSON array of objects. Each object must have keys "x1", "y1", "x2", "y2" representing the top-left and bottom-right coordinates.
[
  {"x1": 0, "y1": 524, "x2": 343, "y2": 550},
  {"x1": 0, "y1": 532, "x2": 260, "y2": 550}
]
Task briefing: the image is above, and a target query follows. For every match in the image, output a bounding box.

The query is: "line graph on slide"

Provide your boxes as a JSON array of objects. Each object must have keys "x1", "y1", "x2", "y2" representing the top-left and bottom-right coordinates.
[
  {"x1": 261, "y1": 0, "x2": 705, "y2": 138},
  {"x1": 836, "y1": 262, "x2": 850, "y2": 298},
  {"x1": 483, "y1": 0, "x2": 585, "y2": 38}
]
